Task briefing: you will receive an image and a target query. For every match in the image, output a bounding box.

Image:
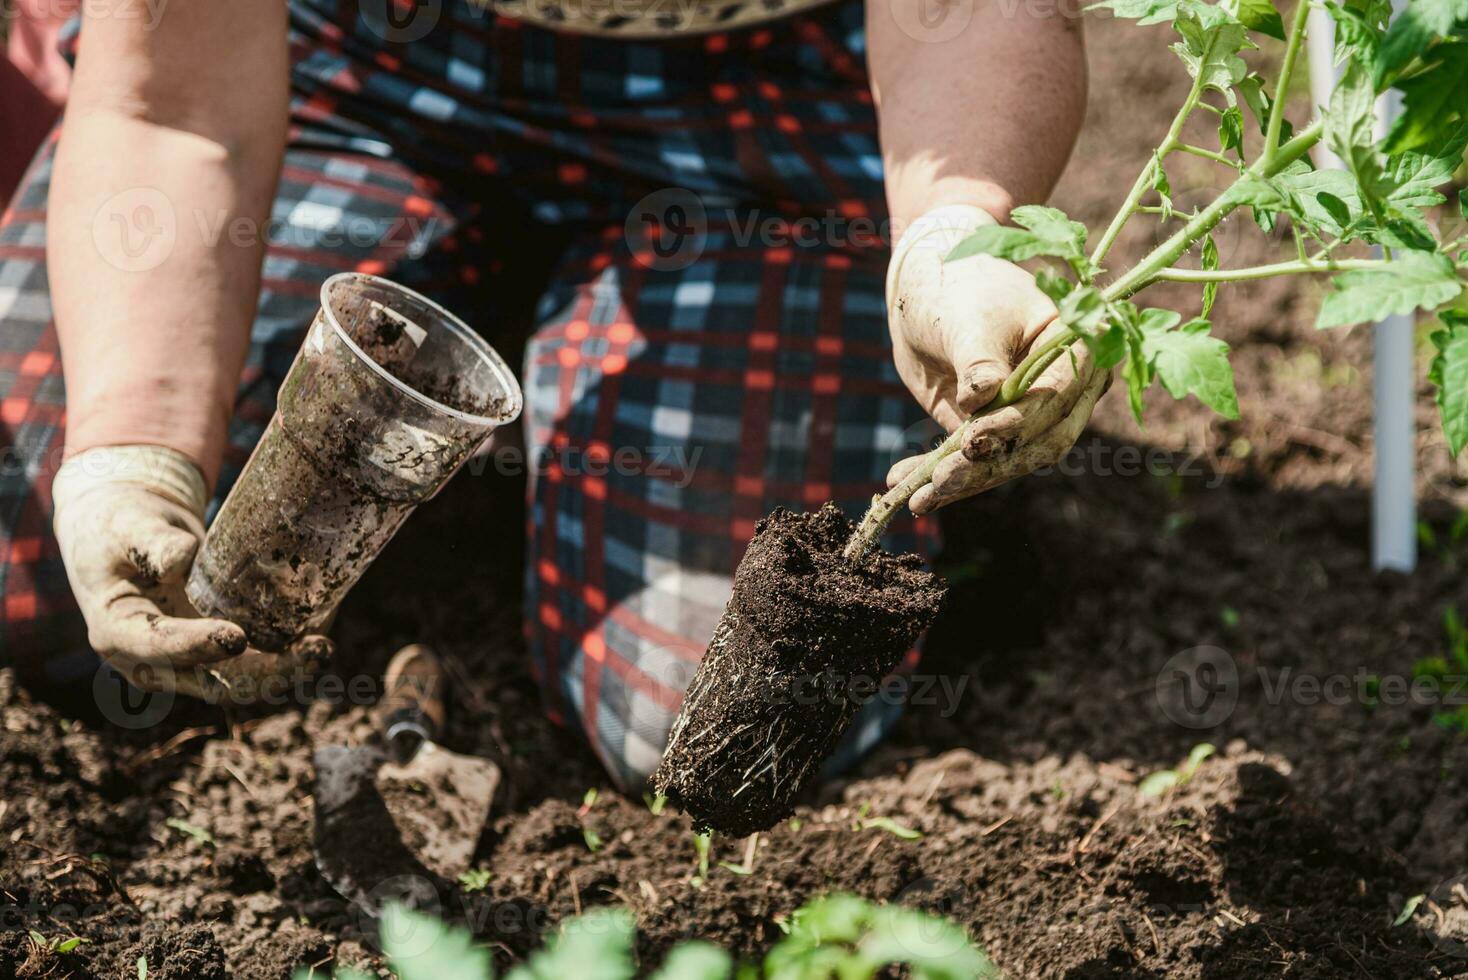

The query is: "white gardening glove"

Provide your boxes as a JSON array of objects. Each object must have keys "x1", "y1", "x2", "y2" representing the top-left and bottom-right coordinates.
[
  {"x1": 52, "y1": 446, "x2": 330, "y2": 701},
  {"x1": 886, "y1": 204, "x2": 1110, "y2": 514}
]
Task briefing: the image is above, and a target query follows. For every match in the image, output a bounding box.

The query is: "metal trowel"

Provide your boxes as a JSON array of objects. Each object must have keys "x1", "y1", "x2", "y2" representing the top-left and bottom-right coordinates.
[{"x1": 313, "y1": 644, "x2": 499, "y2": 911}]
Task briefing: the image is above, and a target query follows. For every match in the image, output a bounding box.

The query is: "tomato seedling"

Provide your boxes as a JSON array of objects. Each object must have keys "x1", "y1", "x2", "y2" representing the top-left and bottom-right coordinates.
[{"x1": 847, "y1": 0, "x2": 1468, "y2": 556}]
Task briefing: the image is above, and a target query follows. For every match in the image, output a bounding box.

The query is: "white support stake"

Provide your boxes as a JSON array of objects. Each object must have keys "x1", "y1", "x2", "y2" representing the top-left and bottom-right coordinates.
[
  {"x1": 1375, "y1": 311, "x2": 1418, "y2": 571},
  {"x1": 1308, "y1": 6, "x2": 1417, "y2": 572}
]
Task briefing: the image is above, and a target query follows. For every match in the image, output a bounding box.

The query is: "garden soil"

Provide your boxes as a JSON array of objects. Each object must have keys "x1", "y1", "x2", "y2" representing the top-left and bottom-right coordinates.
[{"x1": 5, "y1": 13, "x2": 1468, "y2": 979}]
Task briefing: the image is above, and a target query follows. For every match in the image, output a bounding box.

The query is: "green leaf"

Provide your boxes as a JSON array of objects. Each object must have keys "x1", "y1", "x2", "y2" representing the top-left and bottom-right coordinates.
[
  {"x1": 1317, "y1": 192, "x2": 1353, "y2": 230},
  {"x1": 1152, "y1": 151, "x2": 1174, "y2": 214},
  {"x1": 1091, "y1": 323, "x2": 1129, "y2": 371},
  {"x1": 1113, "y1": 302, "x2": 1154, "y2": 423},
  {"x1": 1394, "y1": 894, "x2": 1427, "y2": 927},
  {"x1": 946, "y1": 226, "x2": 1052, "y2": 263},
  {"x1": 1224, "y1": 173, "x2": 1298, "y2": 232},
  {"x1": 1460, "y1": 188, "x2": 1468, "y2": 220},
  {"x1": 1201, "y1": 234, "x2": 1220, "y2": 318},
  {"x1": 1377, "y1": 0, "x2": 1468, "y2": 80},
  {"x1": 1058, "y1": 285, "x2": 1108, "y2": 339},
  {"x1": 1316, "y1": 251, "x2": 1464, "y2": 327},
  {"x1": 650, "y1": 942, "x2": 733, "y2": 980},
  {"x1": 1218, "y1": 107, "x2": 1245, "y2": 156},
  {"x1": 1172, "y1": 13, "x2": 1253, "y2": 93},
  {"x1": 1277, "y1": 168, "x2": 1362, "y2": 235},
  {"x1": 1326, "y1": 59, "x2": 1390, "y2": 217},
  {"x1": 1332, "y1": 0, "x2": 1393, "y2": 61},
  {"x1": 767, "y1": 896, "x2": 997, "y2": 980},
  {"x1": 1230, "y1": 0, "x2": 1285, "y2": 38},
  {"x1": 55, "y1": 938, "x2": 86, "y2": 954},
  {"x1": 165, "y1": 817, "x2": 215, "y2": 847},
  {"x1": 1141, "y1": 316, "x2": 1241, "y2": 418},
  {"x1": 946, "y1": 205, "x2": 1089, "y2": 270},
  {"x1": 1087, "y1": 0, "x2": 1185, "y2": 24},
  {"x1": 457, "y1": 867, "x2": 492, "y2": 893},
  {"x1": 1225, "y1": 174, "x2": 1291, "y2": 210},
  {"x1": 859, "y1": 905, "x2": 998, "y2": 980},
  {"x1": 1384, "y1": 43, "x2": 1468, "y2": 153},
  {"x1": 139, "y1": 957, "x2": 149, "y2": 980},
  {"x1": 1011, "y1": 204, "x2": 1089, "y2": 253},
  {"x1": 1181, "y1": 742, "x2": 1217, "y2": 777},
  {"x1": 1430, "y1": 315, "x2": 1468, "y2": 455},
  {"x1": 506, "y1": 908, "x2": 636, "y2": 980},
  {"x1": 1138, "y1": 770, "x2": 1182, "y2": 796},
  {"x1": 860, "y1": 817, "x2": 924, "y2": 840},
  {"x1": 1236, "y1": 74, "x2": 1271, "y2": 131},
  {"x1": 1034, "y1": 269, "x2": 1075, "y2": 302},
  {"x1": 382, "y1": 906, "x2": 492, "y2": 980}
]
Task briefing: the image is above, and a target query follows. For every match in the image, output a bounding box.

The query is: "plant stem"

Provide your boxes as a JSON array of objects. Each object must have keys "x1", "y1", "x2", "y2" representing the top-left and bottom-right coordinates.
[
  {"x1": 1090, "y1": 66, "x2": 1209, "y2": 268},
  {"x1": 1263, "y1": 0, "x2": 1313, "y2": 166},
  {"x1": 1175, "y1": 143, "x2": 1241, "y2": 167},
  {"x1": 1151, "y1": 256, "x2": 1387, "y2": 282},
  {"x1": 842, "y1": 117, "x2": 1326, "y2": 559}
]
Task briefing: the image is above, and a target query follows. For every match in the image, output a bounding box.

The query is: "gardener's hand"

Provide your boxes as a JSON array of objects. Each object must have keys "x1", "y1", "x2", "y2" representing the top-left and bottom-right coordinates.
[
  {"x1": 52, "y1": 446, "x2": 330, "y2": 700},
  {"x1": 887, "y1": 204, "x2": 1107, "y2": 514}
]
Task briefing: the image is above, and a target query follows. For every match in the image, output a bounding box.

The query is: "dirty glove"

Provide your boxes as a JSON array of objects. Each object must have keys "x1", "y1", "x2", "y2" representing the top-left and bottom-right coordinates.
[
  {"x1": 52, "y1": 446, "x2": 330, "y2": 700},
  {"x1": 886, "y1": 204, "x2": 1109, "y2": 514}
]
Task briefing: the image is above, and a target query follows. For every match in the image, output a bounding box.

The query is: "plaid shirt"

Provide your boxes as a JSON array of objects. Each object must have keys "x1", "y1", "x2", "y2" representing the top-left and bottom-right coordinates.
[{"x1": 0, "y1": 0, "x2": 939, "y2": 786}]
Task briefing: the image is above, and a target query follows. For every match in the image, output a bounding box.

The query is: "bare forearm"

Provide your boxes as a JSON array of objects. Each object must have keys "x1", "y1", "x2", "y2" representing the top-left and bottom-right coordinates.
[
  {"x1": 868, "y1": 0, "x2": 1087, "y2": 234},
  {"x1": 48, "y1": 0, "x2": 288, "y2": 487}
]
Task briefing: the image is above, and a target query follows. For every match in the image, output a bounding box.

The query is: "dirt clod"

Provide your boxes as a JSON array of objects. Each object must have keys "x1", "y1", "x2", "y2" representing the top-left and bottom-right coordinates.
[{"x1": 652, "y1": 504, "x2": 946, "y2": 837}]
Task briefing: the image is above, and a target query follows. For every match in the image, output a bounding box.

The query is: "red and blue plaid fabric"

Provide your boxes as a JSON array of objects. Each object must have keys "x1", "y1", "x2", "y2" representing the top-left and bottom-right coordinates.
[{"x1": 0, "y1": 0, "x2": 939, "y2": 787}]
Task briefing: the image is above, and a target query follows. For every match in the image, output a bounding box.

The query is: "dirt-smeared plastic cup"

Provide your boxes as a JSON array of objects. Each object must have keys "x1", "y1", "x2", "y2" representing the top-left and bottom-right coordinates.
[{"x1": 186, "y1": 273, "x2": 522, "y2": 650}]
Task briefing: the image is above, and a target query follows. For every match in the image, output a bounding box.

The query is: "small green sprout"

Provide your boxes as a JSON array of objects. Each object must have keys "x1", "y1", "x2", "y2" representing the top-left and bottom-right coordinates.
[
  {"x1": 718, "y1": 833, "x2": 759, "y2": 876},
  {"x1": 643, "y1": 792, "x2": 668, "y2": 816},
  {"x1": 296, "y1": 893, "x2": 992, "y2": 980},
  {"x1": 457, "y1": 867, "x2": 492, "y2": 892},
  {"x1": 1139, "y1": 743, "x2": 1216, "y2": 797},
  {"x1": 576, "y1": 788, "x2": 603, "y2": 852},
  {"x1": 692, "y1": 830, "x2": 712, "y2": 884},
  {"x1": 165, "y1": 817, "x2": 215, "y2": 847},
  {"x1": 1393, "y1": 894, "x2": 1426, "y2": 927},
  {"x1": 857, "y1": 817, "x2": 924, "y2": 841},
  {"x1": 27, "y1": 931, "x2": 87, "y2": 955}
]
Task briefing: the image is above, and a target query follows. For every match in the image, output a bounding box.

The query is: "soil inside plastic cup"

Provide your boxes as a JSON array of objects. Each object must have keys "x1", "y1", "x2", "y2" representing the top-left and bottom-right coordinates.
[{"x1": 186, "y1": 274, "x2": 522, "y2": 651}]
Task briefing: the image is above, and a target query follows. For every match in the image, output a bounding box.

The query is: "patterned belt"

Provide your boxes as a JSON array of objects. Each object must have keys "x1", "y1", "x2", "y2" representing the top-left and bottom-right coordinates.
[{"x1": 478, "y1": 0, "x2": 840, "y2": 36}]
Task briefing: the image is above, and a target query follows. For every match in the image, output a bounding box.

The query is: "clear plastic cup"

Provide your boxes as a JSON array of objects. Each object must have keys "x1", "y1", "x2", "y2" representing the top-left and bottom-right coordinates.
[{"x1": 186, "y1": 273, "x2": 523, "y2": 650}]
